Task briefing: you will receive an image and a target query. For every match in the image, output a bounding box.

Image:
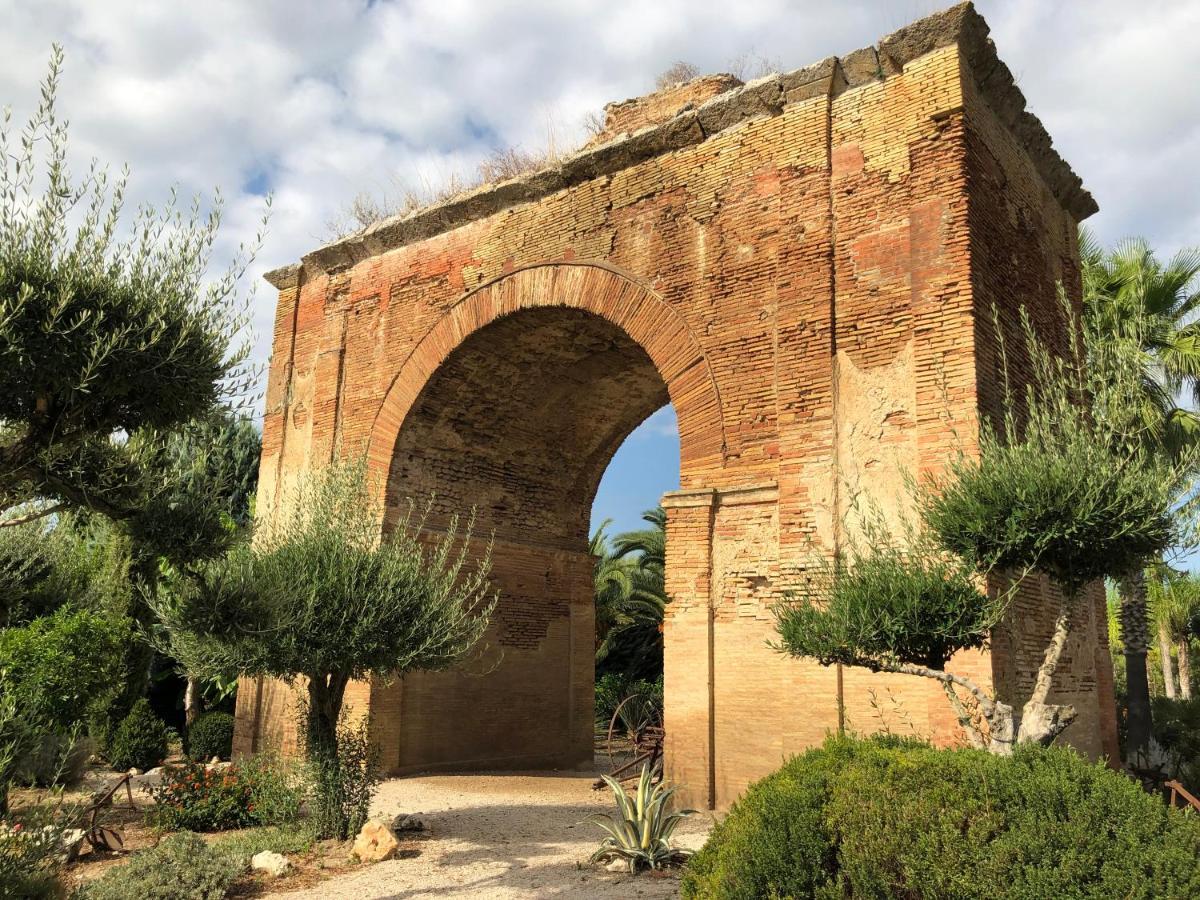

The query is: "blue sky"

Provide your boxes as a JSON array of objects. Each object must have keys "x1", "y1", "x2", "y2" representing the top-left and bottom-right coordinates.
[{"x1": 591, "y1": 407, "x2": 679, "y2": 540}]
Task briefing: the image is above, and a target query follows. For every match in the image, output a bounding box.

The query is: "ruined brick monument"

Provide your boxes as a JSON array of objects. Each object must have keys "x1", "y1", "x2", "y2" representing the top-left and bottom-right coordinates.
[{"x1": 235, "y1": 3, "x2": 1119, "y2": 809}]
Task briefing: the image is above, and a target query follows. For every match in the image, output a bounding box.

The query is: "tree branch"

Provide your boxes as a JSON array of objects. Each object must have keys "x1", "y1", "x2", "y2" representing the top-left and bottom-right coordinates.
[
  {"x1": 880, "y1": 659, "x2": 997, "y2": 717},
  {"x1": 941, "y1": 681, "x2": 986, "y2": 749},
  {"x1": 866, "y1": 657, "x2": 1019, "y2": 754},
  {"x1": 1028, "y1": 594, "x2": 1073, "y2": 709},
  {"x1": 0, "y1": 502, "x2": 66, "y2": 528}
]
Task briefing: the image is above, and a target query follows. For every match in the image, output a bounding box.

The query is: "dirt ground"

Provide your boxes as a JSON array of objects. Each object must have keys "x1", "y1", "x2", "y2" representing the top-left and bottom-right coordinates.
[{"x1": 263, "y1": 768, "x2": 715, "y2": 900}]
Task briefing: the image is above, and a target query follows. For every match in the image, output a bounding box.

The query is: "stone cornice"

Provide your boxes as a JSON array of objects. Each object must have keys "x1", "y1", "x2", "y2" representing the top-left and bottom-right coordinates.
[{"x1": 263, "y1": 2, "x2": 1095, "y2": 289}]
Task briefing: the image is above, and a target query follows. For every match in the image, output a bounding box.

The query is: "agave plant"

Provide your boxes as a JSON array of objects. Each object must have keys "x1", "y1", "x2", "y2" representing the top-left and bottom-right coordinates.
[{"x1": 587, "y1": 765, "x2": 694, "y2": 873}]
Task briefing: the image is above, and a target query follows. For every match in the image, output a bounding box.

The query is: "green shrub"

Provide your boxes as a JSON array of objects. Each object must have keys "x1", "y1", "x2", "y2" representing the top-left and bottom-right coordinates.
[
  {"x1": 595, "y1": 673, "x2": 663, "y2": 726},
  {"x1": 209, "y1": 823, "x2": 313, "y2": 865},
  {"x1": 187, "y1": 712, "x2": 235, "y2": 762},
  {"x1": 239, "y1": 752, "x2": 304, "y2": 827},
  {"x1": 79, "y1": 831, "x2": 242, "y2": 900},
  {"x1": 0, "y1": 607, "x2": 128, "y2": 732},
  {"x1": 146, "y1": 755, "x2": 303, "y2": 832},
  {"x1": 146, "y1": 761, "x2": 256, "y2": 832},
  {"x1": 0, "y1": 606, "x2": 127, "y2": 791},
  {"x1": 306, "y1": 715, "x2": 380, "y2": 842},
  {"x1": 15, "y1": 729, "x2": 91, "y2": 788},
  {"x1": 107, "y1": 700, "x2": 169, "y2": 772},
  {"x1": 595, "y1": 673, "x2": 628, "y2": 724},
  {"x1": 681, "y1": 736, "x2": 1200, "y2": 900},
  {"x1": 682, "y1": 736, "x2": 873, "y2": 899}
]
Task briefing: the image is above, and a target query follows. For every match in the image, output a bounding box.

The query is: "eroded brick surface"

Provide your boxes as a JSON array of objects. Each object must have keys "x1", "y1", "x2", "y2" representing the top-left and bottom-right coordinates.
[{"x1": 235, "y1": 3, "x2": 1117, "y2": 809}]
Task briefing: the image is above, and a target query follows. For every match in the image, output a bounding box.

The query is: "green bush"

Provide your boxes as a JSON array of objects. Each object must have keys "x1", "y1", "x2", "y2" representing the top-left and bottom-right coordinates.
[
  {"x1": 78, "y1": 831, "x2": 242, "y2": 900},
  {"x1": 146, "y1": 760, "x2": 256, "y2": 832},
  {"x1": 0, "y1": 606, "x2": 127, "y2": 789},
  {"x1": 15, "y1": 730, "x2": 91, "y2": 788},
  {"x1": 208, "y1": 823, "x2": 312, "y2": 866},
  {"x1": 681, "y1": 736, "x2": 1200, "y2": 900},
  {"x1": 239, "y1": 752, "x2": 304, "y2": 827},
  {"x1": 187, "y1": 712, "x2": 235, "y2": 762},
  {"x1": 146, "y1": 755, "x2": 303, "y2": 832},
  {"x1": 306, "y1": 715, "x2": 380, "y2": 842},
  {"x1": 595, "y1": 673, "x2": 662, "y2": 725},
  {"x1": 106, "y1": 700, "x2": 169, "y2": 772},
  {"x1": 0, "y1": 607, "x2": 128, "y2": 731}
]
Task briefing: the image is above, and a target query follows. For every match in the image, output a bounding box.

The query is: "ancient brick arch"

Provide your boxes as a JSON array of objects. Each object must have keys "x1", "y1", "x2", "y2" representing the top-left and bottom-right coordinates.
[
  {"x1": 347, "y1": 264, "x2": 728, "y2": 773},
  {"x1": 236, "y1": 4, "x2": 1120, "y2": 809},
  {"x1": 364, "y1": 262, "x2": 726, "y2": 496}
]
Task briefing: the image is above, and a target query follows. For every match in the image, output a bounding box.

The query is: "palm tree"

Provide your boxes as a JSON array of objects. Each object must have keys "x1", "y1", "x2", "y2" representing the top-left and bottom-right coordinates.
[
  {"x1": 1081, "y1": 229, "x2": 1200, "y2": 755},
  {"x1": 612, "y1": 507, "x2": 666, "y2": 574},
  {"x1": 1150, "y1": 570, "x2": 1200, "y2": 701},
  {"x1": 590, "y1": 508, "x2": 668, "y2": 681},
  {"x1": 592, "y1": 520, "x2": 634, "y2": 651}
]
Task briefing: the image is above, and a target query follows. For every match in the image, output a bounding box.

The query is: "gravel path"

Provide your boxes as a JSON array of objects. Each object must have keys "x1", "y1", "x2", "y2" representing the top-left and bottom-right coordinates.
[{"x1": 264, "y1": 768, "x2": 714, "y2": 899}]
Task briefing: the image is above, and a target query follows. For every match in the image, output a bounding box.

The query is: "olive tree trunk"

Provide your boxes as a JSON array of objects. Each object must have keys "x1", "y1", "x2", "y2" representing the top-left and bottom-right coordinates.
[
  {"x1": 306, "y1": 672, "x2": 349, "y2": 765},
  {"x1": 305, "y1": 671, "x2": 353, "y2": 839},
  {"x1": 899, "y1": 595, "x2": 1078, "y2": 754},
  {"x1": 1118, "y1": 571, "x2": 1154, "y2": 758},
  {"x1": 1014, "y1": 596, "x2": 1077, "y2": 746},
  {"x1": 184, "y1": 676, "x2": 201, "y2": 727}
]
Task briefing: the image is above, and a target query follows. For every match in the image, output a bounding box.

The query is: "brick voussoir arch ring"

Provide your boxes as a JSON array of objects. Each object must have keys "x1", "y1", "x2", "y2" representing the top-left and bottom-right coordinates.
[{"x1": 365, "y1": 261, "x2": 727, "y2": 489}]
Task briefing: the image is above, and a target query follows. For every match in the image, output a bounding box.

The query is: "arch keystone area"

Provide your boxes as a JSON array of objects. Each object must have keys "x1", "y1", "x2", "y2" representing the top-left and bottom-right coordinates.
[
  {"x1": 364, "y1": 262, "x2": 727, "y2": 490},
  {"x1": 240, "y1": 3, "x2": 1118, "y2": 809}
]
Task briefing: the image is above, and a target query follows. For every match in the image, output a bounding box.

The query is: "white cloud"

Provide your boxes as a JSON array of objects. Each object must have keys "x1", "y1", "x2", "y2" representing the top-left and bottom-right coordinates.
[{"x1": 0, "y1": 0, "x2": 1196, "y2": 383}]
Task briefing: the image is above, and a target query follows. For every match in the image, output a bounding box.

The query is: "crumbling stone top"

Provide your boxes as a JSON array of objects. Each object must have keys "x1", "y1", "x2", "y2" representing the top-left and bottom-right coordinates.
[
  {"x1": 266, "y1": 2, "x2": 1096, "y2": 289},
  {"x1": 585, "y1": 73, "x2": 745, "y2": 148}
]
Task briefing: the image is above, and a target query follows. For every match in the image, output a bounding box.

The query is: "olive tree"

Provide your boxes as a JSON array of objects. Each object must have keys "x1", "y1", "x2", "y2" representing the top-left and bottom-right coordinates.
[
  {"x1": 0, "y1": 46, "x2": 261, "y2": 531},
  {"x1": 776, "y1": 310, "x2": 1179, "y2": 753},
  {"x1": 143, "y1": 410, "x2": 261, "y2": 725},
  {"x1": 152, "y1": 463, "x2": 496, "y2": 837}
]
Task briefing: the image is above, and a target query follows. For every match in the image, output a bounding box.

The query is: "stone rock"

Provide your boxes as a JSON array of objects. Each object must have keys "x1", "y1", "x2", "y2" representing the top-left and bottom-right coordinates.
[
  {"x1": 59, "y1": 828, "x2": 86, "y2": 863},
  {"x1": 209, "y1": 756, "x2": 222, "y2": 765},
  {"x1": 126, "y1": 768, "x2": 142, "y2": 776},
  {"x1": 251, "y1": 850, "x2": 292, "y2": 877},
  {"x1": 390, "y1": 812, "x2": 427, "y2": 833},
  {"x1": 604, "y1": 857, "x2": 628, "y2": 873},
  {"x1": 129, "y1": 767, "x2": 166, "y2": 789},
  {"x1": 352, "y1": 819, "x2": 401, "y2": 863}
]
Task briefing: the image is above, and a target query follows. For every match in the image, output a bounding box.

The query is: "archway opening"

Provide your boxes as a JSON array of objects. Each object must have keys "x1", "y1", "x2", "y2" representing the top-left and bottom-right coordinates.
[
  {"x1": 379, "y1": 306, "x2": 676, "y2": 773},
  {"x1": 590, "y1": 406, "x2": 679, "y2": 692}
]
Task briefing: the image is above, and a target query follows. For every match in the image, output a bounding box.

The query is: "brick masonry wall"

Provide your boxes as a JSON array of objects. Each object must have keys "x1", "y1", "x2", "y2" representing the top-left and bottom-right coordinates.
[{"x1": 234, "y1": 3, "x2": 1116, "y2": 808}]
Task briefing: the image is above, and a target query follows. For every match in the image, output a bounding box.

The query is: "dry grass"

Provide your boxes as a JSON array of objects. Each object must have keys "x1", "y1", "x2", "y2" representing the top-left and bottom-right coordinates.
[
  {"x1": 726, "y1": 50, "x2": 782, "y2": 82},
  {"x1": 655, "y1": 61, "x2": 701, "y2": 90},
  {"x1": 325, "y1": 117, "x2": 576, "y2": 240},
  {"x1": 327, "y1": 49, "x2": 782, "y2": 241}
]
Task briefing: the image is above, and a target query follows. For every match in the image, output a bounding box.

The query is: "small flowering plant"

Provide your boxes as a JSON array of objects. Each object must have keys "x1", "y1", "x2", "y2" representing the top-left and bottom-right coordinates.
[
  {"x1": 146, "y1": 760, "x2": 257, "y2": 832},
  {"x1": 0, "y1": 804, "x2": 74, "y2": 895}
]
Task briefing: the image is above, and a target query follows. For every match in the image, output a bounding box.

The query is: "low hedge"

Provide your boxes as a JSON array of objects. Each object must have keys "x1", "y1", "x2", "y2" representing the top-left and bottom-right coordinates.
[
  {"x1": 682, "y1": 736, "x2": 1200, "y2": 899},
  {"x1": 187, "y1": 711, "x2": 235, "y2": 762}
]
